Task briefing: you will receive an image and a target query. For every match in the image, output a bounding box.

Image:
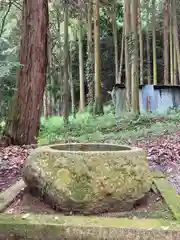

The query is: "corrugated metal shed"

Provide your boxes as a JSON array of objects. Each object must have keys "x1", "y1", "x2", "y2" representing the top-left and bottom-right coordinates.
[
  {"x1": 141, "y1": 85, "x2": 180, "y2": 113},
  {"x1": 114, "y1": 85, "x2": 180, "y2": 116}
]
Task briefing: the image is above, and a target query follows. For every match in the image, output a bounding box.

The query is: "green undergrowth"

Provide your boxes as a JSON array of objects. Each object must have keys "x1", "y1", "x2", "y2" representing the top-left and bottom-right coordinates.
[{"x1": 38, "y1": 106, "x2": 180, "y2": 145}]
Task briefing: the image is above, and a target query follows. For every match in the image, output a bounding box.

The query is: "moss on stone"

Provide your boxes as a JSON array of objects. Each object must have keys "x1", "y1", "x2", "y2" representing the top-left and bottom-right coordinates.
[
  {"x1": 0, "y1": 214, "x2": 177, "y2": 228},
  {"x1": 119, "y1": 211, "x2": 173, "y2": 219},
  {"x1": 0, "y1": 180, "x2": 25, "y2": 213},
  {"x1": 0, "y1": 214, "x2": 180, "y2": 240},
  {"x1": 152, "y1": 171, "x2": 165, "y2": 179},
  {"x1": 23, "y1": 144, "x2": 153, "y2": 214},
  {"x1": 154, "y1": 179, "x2": 180, "y2": 220},
  {"x1": 69, "y1": 177, "x2": 93, "y2": 203}
]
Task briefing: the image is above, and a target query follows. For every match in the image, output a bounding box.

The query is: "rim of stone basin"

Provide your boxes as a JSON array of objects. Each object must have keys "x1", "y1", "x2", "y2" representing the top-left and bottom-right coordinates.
[{"x1": 39, "y1": 143, "x2": 144, "y2": 153}]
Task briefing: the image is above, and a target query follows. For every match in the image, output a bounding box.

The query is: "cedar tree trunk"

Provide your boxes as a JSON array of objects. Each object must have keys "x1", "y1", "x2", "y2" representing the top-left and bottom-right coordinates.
[{"x1": 4, "y1": 0, "x2": 49, "y2": 145}]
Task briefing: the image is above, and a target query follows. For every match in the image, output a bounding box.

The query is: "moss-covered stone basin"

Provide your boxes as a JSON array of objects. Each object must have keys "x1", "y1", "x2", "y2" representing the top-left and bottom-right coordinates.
[{"x1": 23, "y1": 143, "x2": 153, "y2": 214}]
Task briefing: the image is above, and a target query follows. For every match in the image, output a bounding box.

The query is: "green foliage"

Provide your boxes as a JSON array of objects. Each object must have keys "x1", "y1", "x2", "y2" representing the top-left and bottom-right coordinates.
[
  {"x1": 0, "y1": 0, "x2": 171, "y2": 120},
  {"x1": 38, "y1": 106, "x2": 180, "y2": 145},
  {"x1": 0, "y1": 4, "x2": 21, "y2": 118},
  {"x1": 0, "y1": 37, "x2": 20, "y2": 117}
]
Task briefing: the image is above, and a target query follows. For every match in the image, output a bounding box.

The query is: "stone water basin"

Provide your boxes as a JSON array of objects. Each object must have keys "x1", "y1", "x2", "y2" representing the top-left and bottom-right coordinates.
[
  {"x1": 22, "y1": 143, "x2": 153, "y2": 214},
  {"x1": 1, "y1": 142, "x2": 180, "y2": 240}
]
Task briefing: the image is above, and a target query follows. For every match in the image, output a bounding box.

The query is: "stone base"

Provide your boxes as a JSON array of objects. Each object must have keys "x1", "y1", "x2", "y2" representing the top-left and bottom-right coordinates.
[
  {"x1": 0, "y1": 171, "x2": 180, "y2": 239},
  {"x1": 0, "y1": 214, "x2": 180, "y2": 240}
]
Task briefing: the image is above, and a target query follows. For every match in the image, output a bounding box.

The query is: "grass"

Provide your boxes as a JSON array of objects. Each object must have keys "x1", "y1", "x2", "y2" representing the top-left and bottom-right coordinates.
[{"x1": 38, "y1": 106, "x2": 180, "y2": 146}]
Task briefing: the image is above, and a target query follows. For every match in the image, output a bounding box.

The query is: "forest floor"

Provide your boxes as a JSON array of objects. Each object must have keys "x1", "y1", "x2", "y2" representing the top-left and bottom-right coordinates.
[{"x1": 1, "y1": 107, "x2": 180, "y2": 194}]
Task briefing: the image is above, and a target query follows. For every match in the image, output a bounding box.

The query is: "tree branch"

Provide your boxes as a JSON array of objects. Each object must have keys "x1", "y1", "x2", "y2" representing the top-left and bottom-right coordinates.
[{"x1": 0, "y1": 0, "x2": 13, "y2": 38}]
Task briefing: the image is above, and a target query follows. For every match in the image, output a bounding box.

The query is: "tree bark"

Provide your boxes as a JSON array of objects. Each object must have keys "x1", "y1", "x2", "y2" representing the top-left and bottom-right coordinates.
[
  {"x1": 56, "y1": 7, "x2": 63, "y2": 116},
  {"x1": 138, "y1": 0, "x2": 143, "y2": 85},
  {"x1": 131, "y1": 0, "x2": 140, "y2": 115},
  {"x1": 93, "y1": 0, "x2": 103, "y2": 115},
  {"x1": 124, "y1": 0, "x2": 131, "y2": 111},
  {"x1": 152, "y1": 0, "x2": 157, "y2": 85},
  {"x1": 78, "y1": 1, "x2": 85, "y2": 112},
  {"x1": 111, "y1": 2, "x2": 118, "y2": 84},
  {"x1": 118, "y1": 26, "x2": 124, "y2": 83},
  {"x1": 169, "y1": 0, "x2": 174, "y2": 85},
  {"x1": 173, "y1": 0, "x2": 180, "y2": 83},
  {"x1": 146, "y1": 1, "x2": 151, "y2": 85},
  {"x1": 86, "y1": 0, "x2": 94, "y2": 111},
  {"x1": 163, "y1": 0, "x2": 169, "y2": 85},
  {"x1": 47, "y1": 29, "x2": 53, "y2": 116},
  {"x1": 63, "y1": 0, "x2": 69, "y2": 124},
  {"x1": 69, "y1": 45, "x2": 76, "y2": 118},
  {"x1": 173, "y1": 34, "x2": 177, "y2": 85},
  {"x1": 43, "y1": 88, "x2": 48, "y2": 120},
  {"x1": 4, "y1": 0, "x2": 49, "y2": 145}
]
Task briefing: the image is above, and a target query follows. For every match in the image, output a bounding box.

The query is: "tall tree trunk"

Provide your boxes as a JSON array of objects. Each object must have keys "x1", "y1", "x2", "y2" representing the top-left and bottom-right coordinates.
[
  {"x1": 43, "y1": 88, "x2": 48, "y2": 120},
  {"x1": 78, "y1": 4, "x2": 85, "y2": 112},
  {"x1": 48, "y1": 30, "x2": 55, "y2": 115},
  {"x1": 146, "y1": 32, "x2": 151, "y2": 84},
  {"x1": 169, "y1": 0, "x2": 174, "y2": 85},
  {"x1": 118, "y1": 26, "x2": 124, "y2": 83},
  {"x1": 131, "y1": 0, "x2": 139, "y2": 115},
  {"x1": 163, "y1": 0, "x2": 169, "y2": 85},
  {"x1": 58, "y1": 64, "x2": 64, "y2": 116},
  {"x1": 56, "y1": 7, "x2": 63, "y2": 116},
  {"x1": 111, "y1": 2, "x2": 118, "y2": 84},
  {"x1": 86, "y1": 0, "x2": 94, "y2": 111},
  {"x1": 124, "y1": 0, "x2": 131, "y2": 110},
  {"x1": 58, "y1": 65, "x2": 64, "y2": 116},
  {"x1": 138, "y1": 0, "x2": 143, "y2": 85},
  {"x1": 4, "y1": 0, "x2": 49, "y2": 145},
  {"x1": 152, "y1": 0, "x2": 157, "y2": 85},
  {"x1": 146, "y1": 0, "x2": 151, "y2": 85},
  {"x1": 47, "y1": 81, "x2": 53, "y2": 116},
  {"x1": 44, "y1": 29, "x2": 51, "y2": 120},
  {"x1": 63, "y1": 0, "x2": 69, "y2": 124},
  {"x1": 173, "y1": 0, "x2": 180, "y2": 83},
  {"x1": 173, "y1": 36, "x2": 177, "y2": 85},
  {"x1": 69, "y1": 46, "x2": 76, "y2": 118},
  {"x1": 93, "y1": 0, "x2": 103, "y2": 115}
]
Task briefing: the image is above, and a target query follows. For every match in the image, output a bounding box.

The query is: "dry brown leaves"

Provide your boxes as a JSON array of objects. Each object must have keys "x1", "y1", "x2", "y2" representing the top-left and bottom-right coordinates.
[{"x1": 0, "y1": 145, "x2": 35, "y2": 192}]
